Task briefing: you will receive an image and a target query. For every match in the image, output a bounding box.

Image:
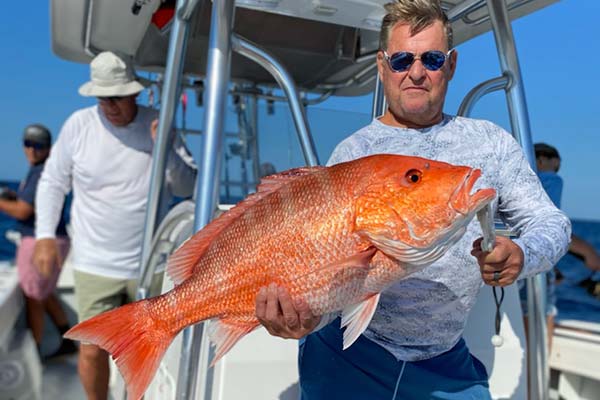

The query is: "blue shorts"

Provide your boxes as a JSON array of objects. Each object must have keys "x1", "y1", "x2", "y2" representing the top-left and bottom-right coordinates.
[
  {"x1": 518, "y1": 269, "x2": 557, "y2": 317},
  {"x1": 299, "y1": 319, "x2": 491, "y2": 400}
]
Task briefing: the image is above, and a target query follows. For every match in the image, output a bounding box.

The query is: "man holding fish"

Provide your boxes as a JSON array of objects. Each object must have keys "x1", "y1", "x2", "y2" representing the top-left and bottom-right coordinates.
[
  {"x1": 62, "y1": 1, "x2": 570, "y2": 399},
  {"x1": 257, "y1": 0, "x2": 571, "y2": 398}
]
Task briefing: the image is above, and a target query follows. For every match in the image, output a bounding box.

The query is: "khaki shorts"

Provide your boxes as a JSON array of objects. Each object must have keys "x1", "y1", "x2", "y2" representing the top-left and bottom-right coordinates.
[{"x1": 73, "y1": 270, "x2": 164, "y2": 322}]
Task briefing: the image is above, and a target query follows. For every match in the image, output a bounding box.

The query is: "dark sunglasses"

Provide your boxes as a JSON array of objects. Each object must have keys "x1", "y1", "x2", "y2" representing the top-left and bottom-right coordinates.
[
  {"x1": 23, "y1": 140, "x2": 49, "y2": 150},
  {"x1": 97, "y1": 96, "x2": 127, "y2": 103},
  {"x1": 383, "y1": 49, "x2": 454, "y2": 72}
]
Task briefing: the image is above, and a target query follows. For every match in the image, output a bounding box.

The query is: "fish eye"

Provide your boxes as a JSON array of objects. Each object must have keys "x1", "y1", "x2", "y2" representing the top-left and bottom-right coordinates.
[{"x1": 405, "y1": 169, "x2": 422, "y2": 184}]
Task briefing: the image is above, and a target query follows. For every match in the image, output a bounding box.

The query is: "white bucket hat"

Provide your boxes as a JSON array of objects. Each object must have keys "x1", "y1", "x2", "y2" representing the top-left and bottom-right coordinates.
[{"x1": 78, "y1": 51, "x2": 145, "y2": 97}]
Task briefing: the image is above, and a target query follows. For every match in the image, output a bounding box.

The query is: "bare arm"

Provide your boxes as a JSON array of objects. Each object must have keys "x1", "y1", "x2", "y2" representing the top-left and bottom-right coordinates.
[
  {"x1": 151, "y1": 119, "x2": 198, "y2": 198},
  {"x1": 0, "y1": 198, "x2": 34, "y2": 221},
  {"x1": 569, "y1": 234, "x2": 600, "y2": 271}
]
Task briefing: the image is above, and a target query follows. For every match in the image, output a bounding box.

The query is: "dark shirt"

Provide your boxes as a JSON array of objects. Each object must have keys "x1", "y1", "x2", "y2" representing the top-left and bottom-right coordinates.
[{"x1": 17, "y1": 163, "x2": 68, "y2": 237}]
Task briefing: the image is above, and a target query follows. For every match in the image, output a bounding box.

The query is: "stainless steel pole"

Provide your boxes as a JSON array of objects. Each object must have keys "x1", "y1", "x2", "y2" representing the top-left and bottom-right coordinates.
[
  {"x1": 457, "y1": 75, "x2": 510, "y2": 117},
  {"x1": 137, "y1": 0, "x2": 194, "y2": 300},
  {"x1": 248, "y1": 92, "x2": 261, "y2": 186},
  {"x1": 175, "y1": 1, "x2": 236, "y2": 399},
  {"x1": 232, "y1": 35, "x2": 320, "y2": 166},
  {"x1": 371, "y1": 74, "x2": 386, "y2": 119},
  {"x1": 486, "y1": 1, "x2": 548, "y2": 399}
]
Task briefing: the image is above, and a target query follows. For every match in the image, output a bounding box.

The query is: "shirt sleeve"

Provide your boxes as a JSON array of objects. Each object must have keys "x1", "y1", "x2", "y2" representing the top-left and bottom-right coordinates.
[
  {"x1": 165, "y1": 132, "x2": 197, "y2": 198},
  {"x1": 17, "y1": 168, "x2": 41, "y2": 206},
  {"x1": 35, "y1": 118, "x2": 74, "y2": 239},
  {"x1": 493, "y1": 128, "x2": 571, "y2": 278},
  {"x1": 326, "y1": 135, "x2": 368, "y2": 166},
  {"x1": 538, "y1": 172, "x2": 563, "y2": 208}
]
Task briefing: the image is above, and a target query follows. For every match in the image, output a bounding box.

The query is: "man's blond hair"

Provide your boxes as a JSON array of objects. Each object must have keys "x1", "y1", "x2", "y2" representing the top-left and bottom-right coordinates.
[{"x1": 379, "y1": 0, "x2": 453, "y2": 51}]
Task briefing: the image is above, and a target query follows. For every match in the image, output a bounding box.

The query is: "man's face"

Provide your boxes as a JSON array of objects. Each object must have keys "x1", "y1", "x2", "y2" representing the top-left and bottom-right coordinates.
[
  {"x1": 97, "y1": 95, "x2": 138, "y2": 127},
  {"x1": 536, "y1": 156, "x2": 561, "y2": 173},
  {"x1": 377, "y1": 20, "x2": 456, "y2": 128},
  {"x1": 23, "y1": 145, "x2": 50, "y2": 165}
]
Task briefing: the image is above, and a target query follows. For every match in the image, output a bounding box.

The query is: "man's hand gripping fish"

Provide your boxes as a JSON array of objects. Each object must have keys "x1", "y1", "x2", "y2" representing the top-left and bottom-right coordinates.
[{"x1": 65, "y1": 154, "x2": 496, "y2": 400}]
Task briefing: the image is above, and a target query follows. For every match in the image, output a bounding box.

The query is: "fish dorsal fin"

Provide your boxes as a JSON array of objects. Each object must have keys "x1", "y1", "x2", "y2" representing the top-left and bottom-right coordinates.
[
  {"x1": 208, "y1": 317, "x2": 259, "y2": 366},
  {"x1": 166, "y1": 165, "x2": 325, "y2": 285},
  {"x1": 257, "y1": 166, "x2": 325, "y2": 192},
  {"x1": 340, "y1": 293, "x2": 380, "y2": 349}
]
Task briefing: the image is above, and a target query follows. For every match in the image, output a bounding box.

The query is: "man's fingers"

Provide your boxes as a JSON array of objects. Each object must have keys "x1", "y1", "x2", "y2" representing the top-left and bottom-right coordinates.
[
  {"x1": 265, "y1": 283, "x2": 281, "y2": 322},
  {"x1": 480, "y1": 262, "x2": 506, "y2": 273},
  {"x1": 278, "y1": 287, "x2": 299, "y2": 329},
  {"x1": 255, "y1": 286, "x2": 268, "y2": 320},
  {"x1": 296, "y1": 298, "x2": 318, "y2": 329}
]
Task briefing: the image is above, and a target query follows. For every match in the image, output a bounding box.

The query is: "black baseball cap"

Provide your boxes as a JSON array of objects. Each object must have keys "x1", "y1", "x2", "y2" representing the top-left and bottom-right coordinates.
[
  {"x1": 23, "y1": 124, "x2": 52, "y2": 148},
  {"x1": 534, "y1": 142, "x2": 560, "y2": 160}
]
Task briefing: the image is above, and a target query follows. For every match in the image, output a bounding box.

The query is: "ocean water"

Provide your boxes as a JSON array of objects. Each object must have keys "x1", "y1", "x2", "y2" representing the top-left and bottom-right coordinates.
[
  {"x1": 555, "y1": 219, "x2": 600, "y2": 323},
  {"x1": 0, "y1": 180, "x2": 19, "y2": 261}
]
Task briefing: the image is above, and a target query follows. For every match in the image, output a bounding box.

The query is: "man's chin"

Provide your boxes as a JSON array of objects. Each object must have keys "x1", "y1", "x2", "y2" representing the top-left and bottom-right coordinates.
[{"x1": 106, "y1": 117, "x2": 128, "y2": 127}]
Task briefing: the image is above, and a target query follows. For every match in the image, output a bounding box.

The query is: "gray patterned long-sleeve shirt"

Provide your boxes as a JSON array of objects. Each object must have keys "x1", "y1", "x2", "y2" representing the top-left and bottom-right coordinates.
[{"x1": 325, "y1": 115, "x2": 571, "y2": 361}]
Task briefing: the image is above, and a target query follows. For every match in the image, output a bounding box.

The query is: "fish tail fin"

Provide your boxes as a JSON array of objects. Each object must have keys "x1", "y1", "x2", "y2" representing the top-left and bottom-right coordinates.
[{"x1": 64, "y1": 300, "x2": 177, "y2": 400}]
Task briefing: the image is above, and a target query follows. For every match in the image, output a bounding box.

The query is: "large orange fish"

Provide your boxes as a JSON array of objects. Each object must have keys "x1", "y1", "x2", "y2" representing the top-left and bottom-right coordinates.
[{"x1": 65, "y1": 154, "x2": 496, "y2": 400}]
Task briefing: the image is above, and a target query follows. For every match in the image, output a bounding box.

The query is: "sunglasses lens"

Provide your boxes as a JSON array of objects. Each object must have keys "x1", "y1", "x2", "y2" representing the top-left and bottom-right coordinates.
[
  {"x1": 98, "y1": 96, "x2": 124, "y2": 103},
  {"x1": 421, "y1": 51, "x2": 446, "y2": 71},
  {"x1": 24, "y1": 140, "x2": 45, "y2": 150},
  {"x1": 389, "y1": 52, "x2": 415, "y2": 72}
]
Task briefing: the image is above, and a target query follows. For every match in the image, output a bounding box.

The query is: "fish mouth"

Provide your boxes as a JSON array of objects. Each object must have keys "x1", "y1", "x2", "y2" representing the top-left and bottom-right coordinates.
[{"x1": 450, "y1": 168, "x2": 496, "y2": 216}]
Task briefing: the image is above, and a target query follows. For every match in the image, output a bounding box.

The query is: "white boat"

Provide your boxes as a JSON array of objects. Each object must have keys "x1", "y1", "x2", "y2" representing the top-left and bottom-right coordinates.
[{"x1": 2, "y1": 1, "x2": 599, "y2": 399}]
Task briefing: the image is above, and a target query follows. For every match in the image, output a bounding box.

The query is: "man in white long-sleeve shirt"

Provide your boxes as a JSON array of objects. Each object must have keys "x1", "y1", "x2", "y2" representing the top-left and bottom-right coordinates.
[
  {"x1": 255, "y1": 1, "x2": 571, "y2": 399},
  {"x1": 33, "y1": 51, "x2": 196, "y2": 400}
]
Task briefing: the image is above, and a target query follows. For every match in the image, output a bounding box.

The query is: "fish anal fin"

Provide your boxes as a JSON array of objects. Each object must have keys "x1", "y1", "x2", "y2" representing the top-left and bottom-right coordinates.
[
  {"x1": 167, "y1": 165, "x2": 325, "y2": 285},
  {"x1": 341, "y1": 293, "x2": 381, "y2": 350},
  {"x1": 208, "y1": 317, "x2": 259, "y2": 366}
]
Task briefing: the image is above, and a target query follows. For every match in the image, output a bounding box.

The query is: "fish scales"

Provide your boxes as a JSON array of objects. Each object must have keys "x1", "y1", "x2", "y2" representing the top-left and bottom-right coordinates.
[{"x1": 64, "y1": 154, "x2": 496, "y2": 400}]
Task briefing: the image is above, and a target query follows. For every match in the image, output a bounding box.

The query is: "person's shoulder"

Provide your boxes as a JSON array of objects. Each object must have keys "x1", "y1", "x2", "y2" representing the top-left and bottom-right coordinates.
[
  {"x1": 538, "y1": 171, "x2": 563, "y2": 184},
  {"x1": 450, "y1": 115, "x2": 505, "y2": 131},
  {"x1": 30, "y1": 163, "x2": 45, "y2": 175},
  {"x1": 327, "y1": 121, "x2": 380, "y2": 165},
  {"x1": 136, "y1": 105, "x2": 159, "y2": 120},
  {"x1": 62, "y1": 105, "x2": 99, "y2": 130},
  {"x1": 69, "y1": 105, "x2": 98, "y2": 120},
  {"x1": 449, "y1": 115, "x2": 513, "y2": 140},
  {"x1": 339, "y1": 120, "x2": 381, "y2": 144}
]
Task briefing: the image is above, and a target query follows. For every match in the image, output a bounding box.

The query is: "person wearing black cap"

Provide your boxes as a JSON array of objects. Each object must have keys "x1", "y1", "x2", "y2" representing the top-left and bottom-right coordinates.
[
  {"x1": 0, "y1": 124, "x2": 76, "y2": 359},
  {"x1": 518, "y1": 142, "x2": 600, "y2": 353}
]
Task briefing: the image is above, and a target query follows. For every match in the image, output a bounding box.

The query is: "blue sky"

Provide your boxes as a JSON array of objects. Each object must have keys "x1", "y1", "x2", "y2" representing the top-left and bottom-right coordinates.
[{"x1": 2, "y1": 1, "x2": 600, "y2": 221}]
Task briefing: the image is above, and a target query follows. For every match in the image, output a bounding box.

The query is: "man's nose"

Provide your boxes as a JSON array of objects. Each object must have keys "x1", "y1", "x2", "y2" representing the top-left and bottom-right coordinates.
[
  {"x1": 408, "y1": 59, "x2": 427, "y2": 81},
  {"x1": 100, "y1": 100, "x2": 118, "y2": 110}
]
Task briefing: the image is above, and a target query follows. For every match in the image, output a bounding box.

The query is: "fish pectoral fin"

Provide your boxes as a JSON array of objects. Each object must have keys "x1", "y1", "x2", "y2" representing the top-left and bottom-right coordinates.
[
  {"x1": 207, "y1": 317, "x2": 259, "y2": 365},
  {"x1": 323, "y1": 247, "x2": 377, "y2": 270},
  {"x1": 340, "y1": 293, "x2": 380, "y2": 350},
  {"x1": 291, "y1": 247, "x2": 377, "y2": 286}
]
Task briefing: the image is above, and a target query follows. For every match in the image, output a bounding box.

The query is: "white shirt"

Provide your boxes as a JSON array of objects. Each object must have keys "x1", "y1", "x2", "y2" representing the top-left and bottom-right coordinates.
[{"x1": 36, "y1": 105, "x2": 196, "y2": 279}]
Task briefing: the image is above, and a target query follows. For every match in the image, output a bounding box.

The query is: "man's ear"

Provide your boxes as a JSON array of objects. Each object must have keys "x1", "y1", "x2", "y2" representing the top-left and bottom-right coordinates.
[
  {"x1": 376, "y1": 50, "x2": 386, "y2": 78},
  {"x1": 447, "y1": 49, "x2": 458, "y2": 80}
]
